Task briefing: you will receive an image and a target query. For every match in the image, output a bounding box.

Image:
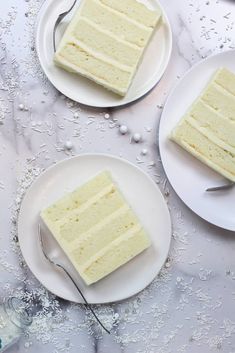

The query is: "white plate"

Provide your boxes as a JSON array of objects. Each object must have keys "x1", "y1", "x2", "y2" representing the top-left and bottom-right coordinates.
[
  {"x1": 18, "y1": 154, "x2": 171, "y2": 303},
  {"x1": 35, "y1": 0, "x2": 172, "y2": 108},
  {"x1": 159, "y1": 50, "x2": 235, "y2": 231}
]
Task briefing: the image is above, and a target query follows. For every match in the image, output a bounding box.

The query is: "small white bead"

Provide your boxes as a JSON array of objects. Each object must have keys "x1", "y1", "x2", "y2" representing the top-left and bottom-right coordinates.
[
  {"x1": 141, "y1": 148, "x2": 148, "y2": 156},
  {"x1": 19, "y1": 103, "x2": 25, "y2": 110},
  {"x1": 24, "y1": 342, "x2": 30, "y2": 348},
  {"x1": 119, "y1": 125, "x2": 128, "y2": 135},
  {"x1": 133, "y1": 133, "x2": 142, "y2": 143},
  {"x1": 104, "y1": 113, "x2": 110, "y2": 119},
  {"x1": 64, "y1": 140, "x2": 73, "y2": 150},
  {"x1": 165, "y1": 261, "x2": 171, "y2": 268},
  {"x1": 74, "y1": 112, "x2": 79, "y2": 118},
  {"x1": 114, "y1": 313, "x2": 119, "y2": 320}
]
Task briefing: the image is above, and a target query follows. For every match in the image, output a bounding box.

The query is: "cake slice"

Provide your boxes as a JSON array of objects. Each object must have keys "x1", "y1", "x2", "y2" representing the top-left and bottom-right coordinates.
[
  {"x1": 170, "y1": 68, "x2": 235, "y2": 182},
  {"x1": 54, "y1": 0, "x2": 161, "y2": 96},
  {"x1": 41, "y1": 171, "x2": 151, "y2": 285}
]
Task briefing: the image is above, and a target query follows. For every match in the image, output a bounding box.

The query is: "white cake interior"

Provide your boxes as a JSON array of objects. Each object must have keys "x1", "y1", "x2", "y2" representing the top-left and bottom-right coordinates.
[
  {"x1": 41, "y1": 171, "x2": 151, "y2": 285},
  {"x1": 54, "y1": 0, "x2": 161, "y2": 96},
  {"x1": 170, "y1": 67, "x2": 235, "y2": 182}
]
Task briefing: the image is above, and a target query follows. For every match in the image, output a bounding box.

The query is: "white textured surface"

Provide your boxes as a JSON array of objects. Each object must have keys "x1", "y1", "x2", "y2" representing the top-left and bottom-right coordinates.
[{"x1": 0, "y1": 0, "x2": 235, "y2": 352}]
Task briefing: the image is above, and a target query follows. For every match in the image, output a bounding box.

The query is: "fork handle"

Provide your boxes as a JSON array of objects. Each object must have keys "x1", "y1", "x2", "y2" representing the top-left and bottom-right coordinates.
[
  {"x1": 53, "y1": 0, "x2": 77, "y2": 52},
  {"x1": 56, "y1": 263, "x2": 110, "y2": 334},
  {"x1": 206, "y1": 183, "x2": 234, "y2": 192}
]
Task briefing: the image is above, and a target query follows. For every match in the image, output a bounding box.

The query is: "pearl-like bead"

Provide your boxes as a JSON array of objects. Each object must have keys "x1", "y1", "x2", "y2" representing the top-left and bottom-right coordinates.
[
  {"x1": 141, "y1": 148, "x2": 148, "y2": 156},
  {"x1": 119, "y1": 125, "x2": 128, "y2": 135},
  {"x1": 73, "y1": 112, "x2": 79, "y2": 118},
  {"x1": 133, "y1": 133, "x2": 142, "y2": 143},
  {"x1": 104, "y1": 113, "x2": 110, "y2": 119},
  {"x1": 64, "y1": 140, "x2": 73, "y2": 150},
  {"x1": 19, "y1": 103, "x2": 25, "y2": 110}
]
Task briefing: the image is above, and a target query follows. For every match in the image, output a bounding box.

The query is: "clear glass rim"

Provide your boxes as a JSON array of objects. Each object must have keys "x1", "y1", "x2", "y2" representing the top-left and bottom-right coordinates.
[{"x1": 4, "y1": 297, "x2": 32, "y2": 328}]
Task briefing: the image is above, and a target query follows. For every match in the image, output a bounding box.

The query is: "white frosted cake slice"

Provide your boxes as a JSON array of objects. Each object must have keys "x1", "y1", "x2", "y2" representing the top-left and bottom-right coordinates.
[
  {"x1": 41, "y1": 171, "x2": 151, "y2": 285},
  {"x1": 54, "y1": 0, "x2": 161, "y2": 96},
  {"x1": 170, "y1": 68, "x2": 235, "y2": 182}
]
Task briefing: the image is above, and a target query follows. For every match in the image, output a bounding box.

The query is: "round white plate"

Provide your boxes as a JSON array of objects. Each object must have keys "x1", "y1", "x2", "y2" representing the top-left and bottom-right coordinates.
[
  {"x1": 18, "y1": 154, "x2": 171, "y2": 303},
  {"x1": 159, "y1": 50, "x2": 235, "y2": 231},
  {"x1": 35, "y1": 0, "x2": 172, "y2": 108}
]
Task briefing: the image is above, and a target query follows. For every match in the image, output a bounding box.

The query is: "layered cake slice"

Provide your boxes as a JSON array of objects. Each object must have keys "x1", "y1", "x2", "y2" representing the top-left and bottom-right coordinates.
[
  {"x1": 54, "y1": 0, "x2": 161, "y2": 96},
  {"x1": 41, "y1": 171, "x2": 151, "y2": 285},
  {"x1": 170, "y1": 67, "x2": 235, "y2": 182}
]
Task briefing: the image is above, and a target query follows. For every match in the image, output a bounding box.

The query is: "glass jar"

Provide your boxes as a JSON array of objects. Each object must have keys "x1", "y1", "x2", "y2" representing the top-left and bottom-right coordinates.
[{"x1": 0, "y1": 297, "x2": 32, "y2": 352}]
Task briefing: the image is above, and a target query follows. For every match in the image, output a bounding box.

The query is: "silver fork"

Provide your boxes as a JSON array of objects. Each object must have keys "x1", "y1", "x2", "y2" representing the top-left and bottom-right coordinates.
[
  {"x1": 38, "y1": 224, "x2": 110, "y2": 334},
  {"x1": 206, "y1": 181, "x2": 235, "y2": 192},
  {"x1": 53, "y1": 0, "x2": 77, "y2": 52}
]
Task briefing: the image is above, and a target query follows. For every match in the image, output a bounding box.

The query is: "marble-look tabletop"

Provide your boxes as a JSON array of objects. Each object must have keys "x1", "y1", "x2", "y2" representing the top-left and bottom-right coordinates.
[{"x1": 0, "y1": 0, "x2": 235, "y2": 352}]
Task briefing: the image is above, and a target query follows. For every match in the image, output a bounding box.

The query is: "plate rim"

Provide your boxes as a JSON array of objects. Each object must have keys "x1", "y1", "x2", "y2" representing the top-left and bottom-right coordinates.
[
  {"x1": 18, "y1": 153, "x2": 172, "y2": 303},
  {"x1": 35, "y1": 0, "x2": 173, "y2": 108},
  {"x1": 159, "y1": 49, "x2": 235, "y2": 231}
]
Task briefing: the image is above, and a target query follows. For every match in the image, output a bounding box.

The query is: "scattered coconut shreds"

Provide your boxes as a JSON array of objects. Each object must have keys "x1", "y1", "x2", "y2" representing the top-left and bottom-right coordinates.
[
  {"x1": 0, "y1": 158, "x2": 232, "y2": 352},
  {"x1": 0, "y1": 0, "x2": 234, "y2": 352}
]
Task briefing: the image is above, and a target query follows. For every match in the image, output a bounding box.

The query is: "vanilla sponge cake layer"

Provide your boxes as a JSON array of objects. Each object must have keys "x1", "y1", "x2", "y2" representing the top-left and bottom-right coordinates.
[
  {"x1": 56, "y1": 43, "x2": 132, "y2": 95},
  {"x1": 44, "y1": 183, "x2": 123, "y2": 241},
  {"x1": 69, "y1": 206, "x2": 138, "y2": 266},
  {"x1": 41, "y1": 171, "x2": 151, "y2": 285},
  {"x1": 202, "y1": 83, "x2": 235, "y2": 121},
  {"x1": 41, "y1": 171, "x2": 112, "y2": 224},
  {"x1": 214, "y1": 67, "x2": 235, "y2": 96},
  {"x1": 80, "y1": 0, "x2": 152, "y2": 48},
  {"x1": 171, "y1": 119, "x2": 235, "y2": 181},
  {"x1": 80, "y1": 226, "x2": 151, "y2": 285},
  {"x1": 73, "y1": 17, "x2": 142, "y2": 67},
  {"x1": 54, "y1": 0, "x2": 161, "y2": 96},
  {"x1": 59, "y1": 184, "x2": 125, "y2": 242},
  {"x1": 170, "y1": 67, "x2": 235, "y2": 182},
  {"x1": 99, "y1": 0, "x2": 161, "y2": 28},
  {"x1": 190, "y1": 100, "x2": 235, "y2": 149}
]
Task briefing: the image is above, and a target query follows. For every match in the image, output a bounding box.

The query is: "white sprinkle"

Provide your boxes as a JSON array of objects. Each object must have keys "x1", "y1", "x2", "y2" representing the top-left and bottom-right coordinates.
[
  {"x1": 104, "y1": 113, "x2": 110, "y2": 119},
  {"x1": 165, "y1": 261, "x2": 171, "y2": 268},
  {"x1": 136, "y1": 156, "x2": 144, "y2": 164},
  {"x1": 164, "y1": 190, "x2": 170, "y2": 197},
  {"x1": 114, "y1": 313, "x2": 119, "y2": 320},
  {"x1": 119, "y1": 125, "x2": 128, "y2": 135},
  {"x1": 74, "y1": 112, "x2": 79, "y2": 118},
  {"x1": 64, "y1": 140, "x2": 73, "y2": 150},
  {"x1": 132, "y1": 133, "x2": 142, "y2": 143}
]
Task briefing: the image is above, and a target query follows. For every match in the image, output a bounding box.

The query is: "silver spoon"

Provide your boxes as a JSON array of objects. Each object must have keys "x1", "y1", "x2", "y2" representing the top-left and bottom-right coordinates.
[
  {"x1": 38, "y1": 224, "x2": 110, "y2": 334},
  {"x1": 53, "y1": 0, "x2": 77, "y2": 52},
  {"x1": 206, "y1": 182, "x2": 235, "y2": 192}
]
